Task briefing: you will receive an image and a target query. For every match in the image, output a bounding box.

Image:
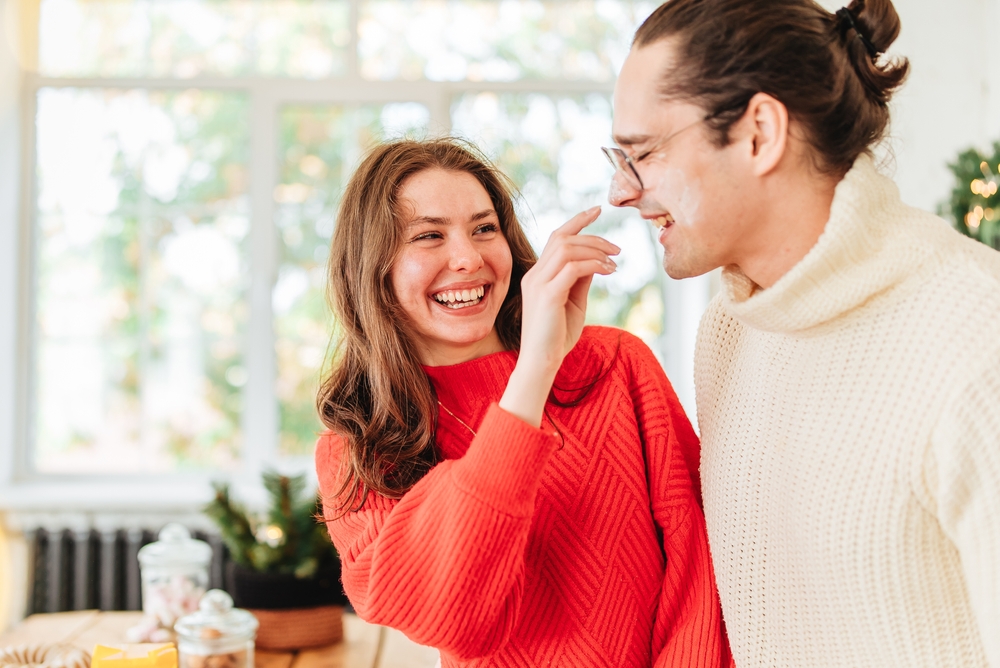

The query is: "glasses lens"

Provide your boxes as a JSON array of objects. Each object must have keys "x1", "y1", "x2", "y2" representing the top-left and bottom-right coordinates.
[{"x1": 601, "y1": 147, "x2": 641, "y2": 190}]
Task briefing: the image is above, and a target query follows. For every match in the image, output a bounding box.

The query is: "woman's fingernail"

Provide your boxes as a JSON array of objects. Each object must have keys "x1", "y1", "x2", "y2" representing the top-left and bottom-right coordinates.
[{"x1": 589, "y1": 205, "x2": 601, "y2": 214}]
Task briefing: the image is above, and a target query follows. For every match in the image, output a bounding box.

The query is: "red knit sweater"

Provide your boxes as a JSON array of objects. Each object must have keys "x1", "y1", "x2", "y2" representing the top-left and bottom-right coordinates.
[{"x1": 316, "y1": 326, "x2": 730, "y2": 667}]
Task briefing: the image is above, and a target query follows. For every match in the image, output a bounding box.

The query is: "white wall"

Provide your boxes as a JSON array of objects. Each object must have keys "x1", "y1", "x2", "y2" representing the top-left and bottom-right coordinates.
[
  {"x1": 887, "y1": 0, "x2": 1000, "y2": 211},
  {"x1": 819, "y1": 0, "x2": 1000, "y2": 212}
]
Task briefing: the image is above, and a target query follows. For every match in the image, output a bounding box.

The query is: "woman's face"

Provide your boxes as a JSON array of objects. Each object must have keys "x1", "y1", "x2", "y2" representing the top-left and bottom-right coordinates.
[{"x1": 391, "y1": 168, "x2": 513, "y2": 366}]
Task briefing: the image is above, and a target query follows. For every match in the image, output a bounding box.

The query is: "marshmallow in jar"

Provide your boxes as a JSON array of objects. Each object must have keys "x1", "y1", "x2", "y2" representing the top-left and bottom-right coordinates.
[
  {"x1": 175, "y1": 589, "x2": 259, "y2": 668},
  {"x1": 137, "y1": 523, "x2": 212, "y2": 629}
]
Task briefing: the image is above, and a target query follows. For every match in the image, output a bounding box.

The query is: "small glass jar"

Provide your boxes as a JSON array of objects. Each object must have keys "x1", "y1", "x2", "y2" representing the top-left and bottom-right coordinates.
[
  {"x1": 175, "y1": 590, "x2": 259, "y2": 668},
  {"x1": 138, "y1": 523, "x2": 213, "y2": 629}
]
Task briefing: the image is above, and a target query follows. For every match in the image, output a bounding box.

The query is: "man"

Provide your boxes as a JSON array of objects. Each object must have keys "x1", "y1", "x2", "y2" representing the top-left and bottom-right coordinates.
[{"x1": 606, "y1": 0, "x2": 1000, "y2": 666}]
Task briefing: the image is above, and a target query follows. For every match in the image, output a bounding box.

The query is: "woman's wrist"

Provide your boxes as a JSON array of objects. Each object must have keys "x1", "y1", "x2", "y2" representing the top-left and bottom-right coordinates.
[{"x1": 498, "y1": 362, "x2": 558, "y2": 428}]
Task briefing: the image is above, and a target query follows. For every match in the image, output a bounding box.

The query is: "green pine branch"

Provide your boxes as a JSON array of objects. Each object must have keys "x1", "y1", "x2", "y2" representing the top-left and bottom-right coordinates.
[
  {"x1": 203, "y1": 471, "x2": 337, "y2": 577},
  {"x1": 202, "y1": 482, "x2": 256, "y2": 568},
  {"x1": 941, "y1": 141, "x2": 1000, "y2": 250}
]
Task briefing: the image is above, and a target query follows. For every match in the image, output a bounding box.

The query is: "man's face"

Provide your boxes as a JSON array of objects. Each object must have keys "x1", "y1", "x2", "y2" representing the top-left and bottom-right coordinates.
[{"x1": 610, "y1": 39, "x2": 752, "y2": 279}]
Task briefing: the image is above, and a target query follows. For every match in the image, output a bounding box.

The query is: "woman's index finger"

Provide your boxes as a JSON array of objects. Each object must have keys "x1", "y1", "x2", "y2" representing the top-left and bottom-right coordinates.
[{"x1": 552, "y1": 206, "x2": 602, "y2": 238}]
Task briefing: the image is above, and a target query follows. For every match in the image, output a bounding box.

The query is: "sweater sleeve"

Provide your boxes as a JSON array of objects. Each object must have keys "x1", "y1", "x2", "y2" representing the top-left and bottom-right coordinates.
[
  {"x1": 315, "y1": 403, "x2": 560, "y2": 660},
  {"x1": 926, "y1": 351, "x2": 1000, "y2": 667},
  {"x1": 622, "y1": 335, "x2": 732, "y2": 668}
]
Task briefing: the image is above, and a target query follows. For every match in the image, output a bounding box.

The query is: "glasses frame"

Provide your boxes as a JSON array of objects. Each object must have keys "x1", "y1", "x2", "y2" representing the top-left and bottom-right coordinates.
[{"x1": 601, "y1": 113, "x2": 715, "y2": 191}]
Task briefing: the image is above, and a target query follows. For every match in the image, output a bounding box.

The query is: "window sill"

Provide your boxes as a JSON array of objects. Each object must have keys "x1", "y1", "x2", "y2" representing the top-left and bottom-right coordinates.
[{"x1": 0, "y1": 474, "x2": 315, "y2": 532}]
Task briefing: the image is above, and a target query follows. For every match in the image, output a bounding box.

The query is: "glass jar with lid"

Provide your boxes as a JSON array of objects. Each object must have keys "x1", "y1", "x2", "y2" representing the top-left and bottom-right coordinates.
[
  {"x1": 137, "y1": 523, "x2": 213, "y2": 629},
  {"x1": 175, "y1": 589, "x2": 259, "y2": 668}
]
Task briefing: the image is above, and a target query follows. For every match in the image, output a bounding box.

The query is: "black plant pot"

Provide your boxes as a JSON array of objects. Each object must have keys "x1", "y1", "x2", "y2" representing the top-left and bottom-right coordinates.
[{"x1": 225, "y1": 561, "x2": 348, "y2": 610}]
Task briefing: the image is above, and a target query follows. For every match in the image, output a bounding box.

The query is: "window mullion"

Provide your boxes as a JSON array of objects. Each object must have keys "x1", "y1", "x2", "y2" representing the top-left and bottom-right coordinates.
[
  {"x1": 241, "y1": 82, "x2": 280, "y2": 483},
  {"x1": 17, "y1": 71, "x2": 40, "y2": 484},
  {"x1": 429, "y1": 84, "x2": 452, "y2": 135},
  {"x1": 3, "y1": 6, "x2": 40, "y2": 495},
  {"x1": 348, "y1": 0, "x2": 360, "y2": 81}
]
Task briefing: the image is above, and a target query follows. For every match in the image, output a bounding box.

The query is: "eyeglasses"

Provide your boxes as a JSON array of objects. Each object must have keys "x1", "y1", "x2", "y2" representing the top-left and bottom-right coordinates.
[{"x1": 601, "y1": 116, "x2": 708, "y2": 191}]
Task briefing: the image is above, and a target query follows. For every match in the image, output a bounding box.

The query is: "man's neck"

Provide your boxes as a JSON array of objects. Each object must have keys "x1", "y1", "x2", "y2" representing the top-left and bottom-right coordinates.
[{"x1": 736, "y1": 169, "x2": 842, "y2": 290}]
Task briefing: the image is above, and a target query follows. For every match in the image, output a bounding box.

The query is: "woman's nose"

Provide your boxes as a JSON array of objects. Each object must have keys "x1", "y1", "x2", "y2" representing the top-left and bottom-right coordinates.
[
  {"x1": 608, "y1": 171, "x2": 641, "y2": 207},
  {"x1": 448, "y1": 236, "x2": 484, "y2": 272}
]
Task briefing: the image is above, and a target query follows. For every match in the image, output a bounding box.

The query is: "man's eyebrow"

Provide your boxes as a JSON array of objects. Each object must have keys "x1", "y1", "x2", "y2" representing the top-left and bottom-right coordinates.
[
  {"x1": 405, "y1": 209, "x2": 497, "y2": 228},
  {"x1": 611, "y1": 133, "x2": 653, "y2": 148}
]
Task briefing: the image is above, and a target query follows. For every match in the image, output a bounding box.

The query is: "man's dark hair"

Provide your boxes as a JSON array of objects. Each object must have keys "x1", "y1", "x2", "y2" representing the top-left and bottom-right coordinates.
[{"x1": 635, "y1": 0, "x2": 909, "y2": 175}]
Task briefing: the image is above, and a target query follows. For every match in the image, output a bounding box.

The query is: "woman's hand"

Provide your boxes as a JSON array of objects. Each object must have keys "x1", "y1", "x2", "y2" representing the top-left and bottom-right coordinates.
[{"x1": 499, "y1": 206, "x2": 619, "y2": 428}]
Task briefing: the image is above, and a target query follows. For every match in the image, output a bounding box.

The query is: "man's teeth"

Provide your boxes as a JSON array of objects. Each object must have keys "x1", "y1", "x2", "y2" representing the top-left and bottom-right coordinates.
[
  {"x1": 653, "y1": 215, "x2": 674, "y2": 228},
  {"x1": 432, "y1": 286, "x2": 486, "y2": 308}
]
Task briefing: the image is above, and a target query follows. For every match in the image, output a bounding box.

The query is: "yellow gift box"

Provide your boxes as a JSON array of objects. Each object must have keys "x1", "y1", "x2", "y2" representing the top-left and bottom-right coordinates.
[{"x1": 92, "y1": 644, "x2": 178, "y2": 668}]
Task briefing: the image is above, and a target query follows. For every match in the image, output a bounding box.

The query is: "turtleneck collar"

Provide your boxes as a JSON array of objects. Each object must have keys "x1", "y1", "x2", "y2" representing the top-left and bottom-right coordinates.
[
  {"x1": 423, "y1": 349, "x2": 518, "y2": 414},
  {"x1": 720, "y1": 154, "x2": 933, "y2": 334}
]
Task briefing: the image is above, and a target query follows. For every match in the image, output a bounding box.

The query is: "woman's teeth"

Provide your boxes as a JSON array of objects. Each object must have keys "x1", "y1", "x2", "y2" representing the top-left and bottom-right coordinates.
[
  {"x1": 652, "y1": 215, "x2": 674, "y2": 228},
  {"x1": 432, "y1": 286, "x2": 486, "y2": 309}
]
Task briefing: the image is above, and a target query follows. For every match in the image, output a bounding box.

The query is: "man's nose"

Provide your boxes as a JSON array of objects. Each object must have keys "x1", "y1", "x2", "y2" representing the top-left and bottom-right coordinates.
[{"x1": 607, "y1": 171, "x2": 641, "y2": 208}]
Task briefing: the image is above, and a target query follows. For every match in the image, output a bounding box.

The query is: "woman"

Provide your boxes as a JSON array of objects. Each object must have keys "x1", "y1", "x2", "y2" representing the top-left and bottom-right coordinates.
[{"x1": 315, "y1": 138, "x2": 729, "y2": 667}]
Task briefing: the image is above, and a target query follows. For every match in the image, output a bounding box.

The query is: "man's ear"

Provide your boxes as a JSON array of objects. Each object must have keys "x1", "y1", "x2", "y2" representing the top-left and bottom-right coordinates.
[{"x1": 734, "y1": 92, "x2": 788, "y2": 177}]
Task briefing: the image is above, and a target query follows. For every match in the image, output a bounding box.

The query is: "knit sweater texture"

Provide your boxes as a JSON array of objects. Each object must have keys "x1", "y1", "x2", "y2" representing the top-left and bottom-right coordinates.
[
  {"x1": 317, "y1": 327, "x2": 730, "y2": 667},
  {"x1": 695, "y1": 155, "x2": 1000, "y2": 667}
]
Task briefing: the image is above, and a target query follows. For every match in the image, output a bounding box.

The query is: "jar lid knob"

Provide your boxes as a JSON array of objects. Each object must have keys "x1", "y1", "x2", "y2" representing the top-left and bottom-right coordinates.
[
  {"x1": 158, "y1": 523, "x2": 191, "y2": 543},
  {"x1": 199, "y1": 589, "x2": 234, "y2": 614}
]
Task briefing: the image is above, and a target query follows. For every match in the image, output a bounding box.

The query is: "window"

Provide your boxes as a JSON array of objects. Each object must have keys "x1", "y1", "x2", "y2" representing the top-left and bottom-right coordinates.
[{"x1": 9, "y1": 0, "x2": 697, "y2": 509}]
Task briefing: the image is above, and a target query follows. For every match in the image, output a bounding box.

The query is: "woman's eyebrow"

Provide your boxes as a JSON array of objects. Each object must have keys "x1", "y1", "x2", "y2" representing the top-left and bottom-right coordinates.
[
  {"x1": 470, "y1": 209, "x2": 498, "y2": 221},
  {"x1": 406, "y1": 215, "x2": 447, "y2": 227},
  {"x1": 406, "y1": 209, "x2": 496, "y2": 228}
]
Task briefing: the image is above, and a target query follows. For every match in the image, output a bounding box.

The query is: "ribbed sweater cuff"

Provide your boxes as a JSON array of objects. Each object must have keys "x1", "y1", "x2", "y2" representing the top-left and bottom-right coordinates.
[{"x1": 450, "y1": 403, "x2": 560, "y2": 518}]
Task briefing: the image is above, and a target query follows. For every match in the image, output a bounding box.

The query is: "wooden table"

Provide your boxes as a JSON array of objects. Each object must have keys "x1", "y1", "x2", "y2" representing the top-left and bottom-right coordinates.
[{"x1": 0, "y1": 611, "x2": 439, "y2": 668}]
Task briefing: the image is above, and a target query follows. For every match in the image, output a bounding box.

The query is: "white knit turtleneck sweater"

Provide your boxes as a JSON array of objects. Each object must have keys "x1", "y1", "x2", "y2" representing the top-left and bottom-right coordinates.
[{"x1": 695, "y1": 155, "x2": 1000, "y2": 667}]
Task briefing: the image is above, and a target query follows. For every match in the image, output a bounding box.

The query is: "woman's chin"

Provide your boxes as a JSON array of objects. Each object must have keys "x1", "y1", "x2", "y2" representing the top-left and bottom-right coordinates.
[{"x1": 418, "y1": 324, "x2": 505, "y2": 365}]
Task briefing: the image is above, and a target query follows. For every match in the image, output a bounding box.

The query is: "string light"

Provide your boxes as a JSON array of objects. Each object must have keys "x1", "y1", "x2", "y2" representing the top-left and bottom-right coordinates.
[
  {"x1": 255, "y1": 523, "x2": 285, "y2": 547},
  {"x1": 971, "y1": 179, "x2": 999, "y2": 196}
]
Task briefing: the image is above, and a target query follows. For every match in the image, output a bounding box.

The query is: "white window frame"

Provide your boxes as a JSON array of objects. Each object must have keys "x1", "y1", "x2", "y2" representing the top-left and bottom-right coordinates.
[{"x1": 0, "y1": 0, "x2": 711, "y2": 526}]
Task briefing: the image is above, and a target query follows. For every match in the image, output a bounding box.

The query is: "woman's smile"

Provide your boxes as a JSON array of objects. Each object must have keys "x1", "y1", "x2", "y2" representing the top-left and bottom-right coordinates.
[{"x1": 431, "y1": 283, "x2": 488, "y2": 310}]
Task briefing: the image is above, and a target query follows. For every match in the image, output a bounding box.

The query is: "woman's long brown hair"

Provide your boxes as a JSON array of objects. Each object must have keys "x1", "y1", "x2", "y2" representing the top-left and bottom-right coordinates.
[{"x1": 317, "y1": 138, "x2": 537, "y2": 514}]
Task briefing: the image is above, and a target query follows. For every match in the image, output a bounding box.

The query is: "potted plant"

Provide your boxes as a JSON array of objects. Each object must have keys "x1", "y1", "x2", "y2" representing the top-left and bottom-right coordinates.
[{"x1": 203, "y1": 471, "x2": 348, "y2": 650}]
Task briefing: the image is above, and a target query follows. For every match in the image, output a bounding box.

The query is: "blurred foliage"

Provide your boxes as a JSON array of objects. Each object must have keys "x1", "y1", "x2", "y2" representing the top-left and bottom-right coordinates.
[
  {"x1": 40, "y1": 0, "x2": 351, "y2": 79},
  {"x1": 941, "y1": 143, "x2": 1000, "y2": 250},
  {"x1": 274, "y1": 104, "x2": 428, "y2": 456},
  {"x1": 34, "y1": 89, "x2": 250, "y2": 472},
  {"x1": 359, "y1": 0, "x2": 656, "y2": 81}
]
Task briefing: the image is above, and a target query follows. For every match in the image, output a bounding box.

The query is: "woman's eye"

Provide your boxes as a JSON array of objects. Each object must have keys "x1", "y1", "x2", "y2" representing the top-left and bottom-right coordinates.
[
  {"x1": 634, "y1": 150, "x2": 652, "y2": 163},
  {"x1": 411, "y1": 231, "x2": 443, "y2": 242},
  {"x1": 474, "y1": 223, "x2": 499, "y2": 235}
]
